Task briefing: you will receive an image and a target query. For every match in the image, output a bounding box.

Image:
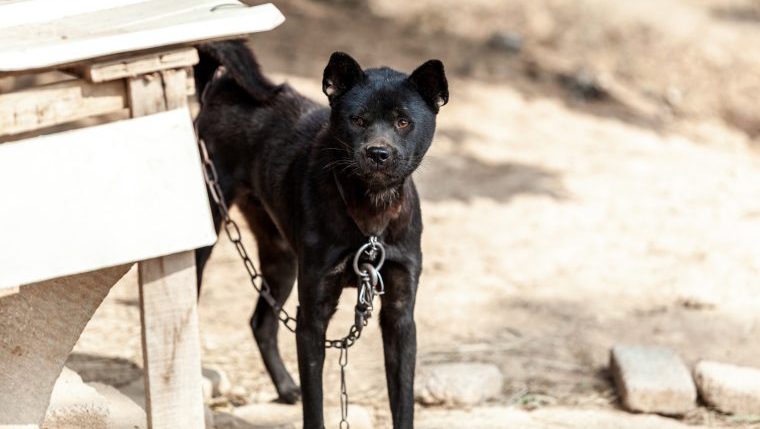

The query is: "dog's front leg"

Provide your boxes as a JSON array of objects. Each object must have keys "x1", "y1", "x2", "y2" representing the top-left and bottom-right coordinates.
[
  {"x1": 380, "y1": 262, "x2": 419, "y2": 429},
  {"x1": 296, "y1": 264, "x2": 341, "y2": 429}
]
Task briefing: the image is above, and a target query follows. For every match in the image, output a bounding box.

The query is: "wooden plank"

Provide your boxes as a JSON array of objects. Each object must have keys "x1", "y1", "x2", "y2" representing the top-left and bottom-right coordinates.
[
  {"x1": 132, "y1": 65, "x2": 205, "y2": 429},
  {"x1": 0, "y1": 78, "x2": 127, "y2": 137},
  {"x1": 0, "y1": 2, "x2": 284, "y2": 72},
  {"x1": 0, "y1": 108, "x2": 217, "y2": 290},
  {"x1": 0, "y1": 264, "x2": 131, "y2": 426},
  {"x1": 162, "y1": 68, "x2": 189, "y2": 110},
  {"x1": 128, "y1": 72, "x2": 167, "y2": 117},
  {"x1": 75, "y1": 48, "x2": 198, "y2": 83},
  {"x1": 138, "y1": 251, "x2": 204, "y2": 429}
]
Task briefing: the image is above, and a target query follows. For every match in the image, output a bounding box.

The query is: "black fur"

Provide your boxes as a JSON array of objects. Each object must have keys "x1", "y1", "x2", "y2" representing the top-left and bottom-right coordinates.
[{"x1": 194, "y1": 40, "x2": 448, "y2": 429}]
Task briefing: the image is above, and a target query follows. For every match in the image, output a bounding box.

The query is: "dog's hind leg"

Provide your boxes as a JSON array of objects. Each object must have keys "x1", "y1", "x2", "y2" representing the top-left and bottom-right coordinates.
[{"x1": 238, "y1": 196, "x2": 301, "y2": 404}]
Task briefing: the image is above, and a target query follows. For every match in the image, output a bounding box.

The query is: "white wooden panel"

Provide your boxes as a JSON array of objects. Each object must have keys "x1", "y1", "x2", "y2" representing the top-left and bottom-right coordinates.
[
  {"x1": 0, "y1": 1, "x2": 284, "y2": 72},
  {"x1": 0, "y1": 108, "x2": 217, "y2": 289}
]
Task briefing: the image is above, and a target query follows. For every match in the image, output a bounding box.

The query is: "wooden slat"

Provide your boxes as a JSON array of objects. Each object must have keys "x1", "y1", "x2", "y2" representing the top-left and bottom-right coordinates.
[
  {"x1": 0, "y1": 107, "x2": 217, "y2": 289},
  {"x1": 0, "y1": 78, "x2": 127, "y2": 137},
  {"x1": 128, "y1": 73, "x2": 167, "y2": 117},
  {"x1": 0, "y1": 2, "x2": 284, "y2": 72},
  {"x1": 138, "y1": 251, "x2": 204, "y2": 429},
  {"x1": 162, "y1": 69, "x2": 189, "y2": 110},
  {"x1": 75, "y1": 48, "x2": 199, "y2": 83}
]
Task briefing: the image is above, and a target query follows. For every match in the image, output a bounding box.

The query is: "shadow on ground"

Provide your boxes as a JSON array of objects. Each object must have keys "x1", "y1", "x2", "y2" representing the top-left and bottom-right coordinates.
[
  {"x1": 241, "y1": 0, "x2": 670, "y2": 136},
  {"x1": 712, "y1": 5, "x2": 760, "y2": 23},
  {"x1": 65, "y1": 353, "x2": 143, "y2": 388},
  {"x1": 413, "y1": 126, "x2": 568, "y2": 203}
]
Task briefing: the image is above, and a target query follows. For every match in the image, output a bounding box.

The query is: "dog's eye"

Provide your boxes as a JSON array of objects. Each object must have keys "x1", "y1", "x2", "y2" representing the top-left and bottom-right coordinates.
[
  {"x1": 396, "y1": 118, "x2": 411, "y2": 129},
  {"x1": 351, "y1": 116, "x2": 367, "y2": 128}
]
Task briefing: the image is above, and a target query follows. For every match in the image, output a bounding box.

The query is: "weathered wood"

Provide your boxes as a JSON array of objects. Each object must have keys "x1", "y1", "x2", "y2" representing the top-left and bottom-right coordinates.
[
  {"x1": 74, "y1": 48, "x2": 198, "y2": 83},
  {"x1": 0, "y1": 264, "x2": 131, "y2": 426},
  {"x1": 0, "y1": 108, "x2": 217, "y2": 290},
  {"x1": 138, "y1": 251, "x2": 204, "y2": 429},
  {"x1": 128, "y1": 73, "x2": 167, "y2": 117},
  {"x1": 0, "y1": 2, "x2": 284, "y2": 73},
  {"x1": 162, "y1": 69, "x2": 190, "y2": 110},
  {"x1": 131, "y1": 66, "x2": 206, "y2": 429},
  {"x1": 0, "y1": 78, "x2": 127, "y2": 137}
]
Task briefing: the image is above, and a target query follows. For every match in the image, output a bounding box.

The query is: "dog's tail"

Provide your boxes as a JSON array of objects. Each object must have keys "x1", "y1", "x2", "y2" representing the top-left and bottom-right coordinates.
[{"x1": 194, "y1": 40, "x2": 282, "y2": 104}]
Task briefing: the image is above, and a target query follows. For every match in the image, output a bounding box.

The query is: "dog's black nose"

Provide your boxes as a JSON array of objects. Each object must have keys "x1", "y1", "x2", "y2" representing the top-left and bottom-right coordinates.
[{"x1": 366, "y1": 146, "x2": 391, "y2": 164}]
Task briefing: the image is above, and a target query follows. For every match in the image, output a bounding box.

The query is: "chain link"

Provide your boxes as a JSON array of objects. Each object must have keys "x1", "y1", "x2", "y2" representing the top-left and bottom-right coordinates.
[{"x1": 195, "y1": 126, "x2": 385, "y2": 428}]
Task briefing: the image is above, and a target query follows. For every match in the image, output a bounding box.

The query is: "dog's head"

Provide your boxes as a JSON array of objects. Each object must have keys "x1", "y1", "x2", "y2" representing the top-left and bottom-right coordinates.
[{"x1": 323, "y1": 52, "x2": 448, "y2": 190}]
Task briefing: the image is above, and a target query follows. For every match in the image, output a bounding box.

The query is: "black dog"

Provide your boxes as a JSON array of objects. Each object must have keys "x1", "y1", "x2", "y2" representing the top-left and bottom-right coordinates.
[{"x1": 194, "y1": 40, "x2": 448, "y2": 429}]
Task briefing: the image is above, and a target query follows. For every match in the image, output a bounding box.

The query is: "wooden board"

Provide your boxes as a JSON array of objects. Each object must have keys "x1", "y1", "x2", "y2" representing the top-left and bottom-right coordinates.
[
  {"x1": 0, "y1": 1, "x2": 284, "y2": 72},
  {"x1": 0, "y1": 77, "x2": 127, "y2": 137},
  {"x1": 0, "y1": 107, "x2": 216, "y2": 290},
  {"x1": 138, "y1": 251, "x2": 204, "y2": 429},
  {"x1": 74, "y1": 48, "x2": 198, "y2": 83}
]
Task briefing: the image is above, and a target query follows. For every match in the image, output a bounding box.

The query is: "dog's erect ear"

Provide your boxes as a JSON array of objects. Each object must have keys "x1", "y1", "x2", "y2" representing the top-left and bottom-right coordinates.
[
  {"x1": 323, "y1": 52, "x2": 365, "y2": 101},
  {"x1": 409, "y1": 60, "x2": 449, "y2": 113}
]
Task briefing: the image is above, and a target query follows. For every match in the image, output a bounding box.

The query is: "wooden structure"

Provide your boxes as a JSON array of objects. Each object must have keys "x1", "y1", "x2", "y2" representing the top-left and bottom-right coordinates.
[{"x1": 0, "y1": 1, "x2": 284, "y2": 427}]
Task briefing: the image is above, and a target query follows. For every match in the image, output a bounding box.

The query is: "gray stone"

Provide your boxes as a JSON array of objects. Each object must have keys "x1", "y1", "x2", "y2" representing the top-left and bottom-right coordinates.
[
  {"x1": 202, "y1": 376, "x2": 214, "y2": 402},
  {"x1": 203, "y1": 366, "x2": 232, "y2": 398},
  {"x1": 694, "y1": 360, "x2": 760, "y2": 415},
  {"x1": 487, "y1": 31, "x2": 524, "y2": 54},
  {"x1": 88, "y1": 382, "x2": 146, "y2": 429},
  {"x1": 204, "y1": 405, "x2": 215, "y2": 429},
  {"x1": 610, "y1": 345, "x2": 696, "y2": 415},
  {"x1": 43, "y1": 367, "x2": 110, "y2": 429},
  {"x1": 415, "y1": 363, "x2": 503, "y2": 407},
  {"x1": 214, "y1": 402, "x2": 372, "y2": 429}
]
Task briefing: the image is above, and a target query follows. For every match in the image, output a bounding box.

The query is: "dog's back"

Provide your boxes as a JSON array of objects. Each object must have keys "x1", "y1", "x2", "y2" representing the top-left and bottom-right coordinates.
[{"x1": 195, "y1": 41, "x2": 328, "y2": 215}]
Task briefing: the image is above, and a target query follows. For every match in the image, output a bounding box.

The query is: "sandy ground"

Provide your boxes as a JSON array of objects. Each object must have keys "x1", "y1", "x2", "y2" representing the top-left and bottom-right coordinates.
[{"x1": 71, "y1": 1, "x2": 760, "y2": 427}]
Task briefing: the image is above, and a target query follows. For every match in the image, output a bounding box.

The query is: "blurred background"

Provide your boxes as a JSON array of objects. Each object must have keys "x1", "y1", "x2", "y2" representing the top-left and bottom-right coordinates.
[{"x1": 71, "y1": 0, "x2": 760, "y2": 427}]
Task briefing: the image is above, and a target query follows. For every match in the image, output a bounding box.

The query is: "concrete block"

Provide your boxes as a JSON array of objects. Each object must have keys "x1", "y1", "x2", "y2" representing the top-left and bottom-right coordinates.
[
  {"x1": 415, "y1": 363, "x2": 504, "y2": 407},
  {"x1": 694, "y1": 360, "x2": 760, "y2": 415},
  {"x1": 610, "y1": 345, "x2": 696, "y2": 415},
  {"x1": 203, "y1": 366, "x2": 231, "y2": 398}
]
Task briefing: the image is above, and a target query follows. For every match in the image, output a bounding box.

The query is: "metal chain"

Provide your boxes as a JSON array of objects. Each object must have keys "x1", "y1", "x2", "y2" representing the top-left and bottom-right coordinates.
[
  {"x1": 195, "y1": 126, "x2": 386, "y2": 429},
  {"x1": 196, "y1": 134, "x2": 298, "y2": 332}
]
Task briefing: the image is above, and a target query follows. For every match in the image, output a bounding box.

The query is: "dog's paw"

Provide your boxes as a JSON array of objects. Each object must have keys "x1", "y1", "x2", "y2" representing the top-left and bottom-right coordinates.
[{"x1": 275, "y1": 386, "x2": 301, "y2": 404}]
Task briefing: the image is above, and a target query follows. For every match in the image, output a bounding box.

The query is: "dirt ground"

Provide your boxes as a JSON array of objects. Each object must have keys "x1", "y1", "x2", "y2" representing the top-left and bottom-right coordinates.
[{"x1": 71, "y1": 0, "x2": 760, "y2": 427}]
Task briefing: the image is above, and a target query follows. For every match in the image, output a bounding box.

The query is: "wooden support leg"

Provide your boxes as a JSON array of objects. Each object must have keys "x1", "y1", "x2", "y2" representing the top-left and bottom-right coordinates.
[
  {"x1": 138, "y1": 251, "x2": 204, "y2": 429},
  {"x1": 130, "y1": 68, "x2": 204, "y2": 429}
]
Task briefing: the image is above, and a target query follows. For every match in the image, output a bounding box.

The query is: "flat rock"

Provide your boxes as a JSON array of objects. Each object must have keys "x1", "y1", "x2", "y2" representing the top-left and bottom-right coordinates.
[
  {"x1": 88, "y1": 382, "x2": 146, "y2": 429},
  {"x1": 694, "y1": 360, "x2": 760, "y2": 415},
  {"x1": 215, "y1": 402, "x2": 372, "y2": 429},
  {"x1": 417, "y1": 406, "x2": 711, "y2": 429},
  {"x1": 43, "y1": 367, "x2": 110, "y2": 429},
  {"x1": 203, "y1": 366, "x2": 232, "y2": 398},
  {"x1": 415, "y1": 363, "x2": 503, "y2": 407},
  {"x1": 610, "y1": 345, "x2": 696, "y2": 415}
]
